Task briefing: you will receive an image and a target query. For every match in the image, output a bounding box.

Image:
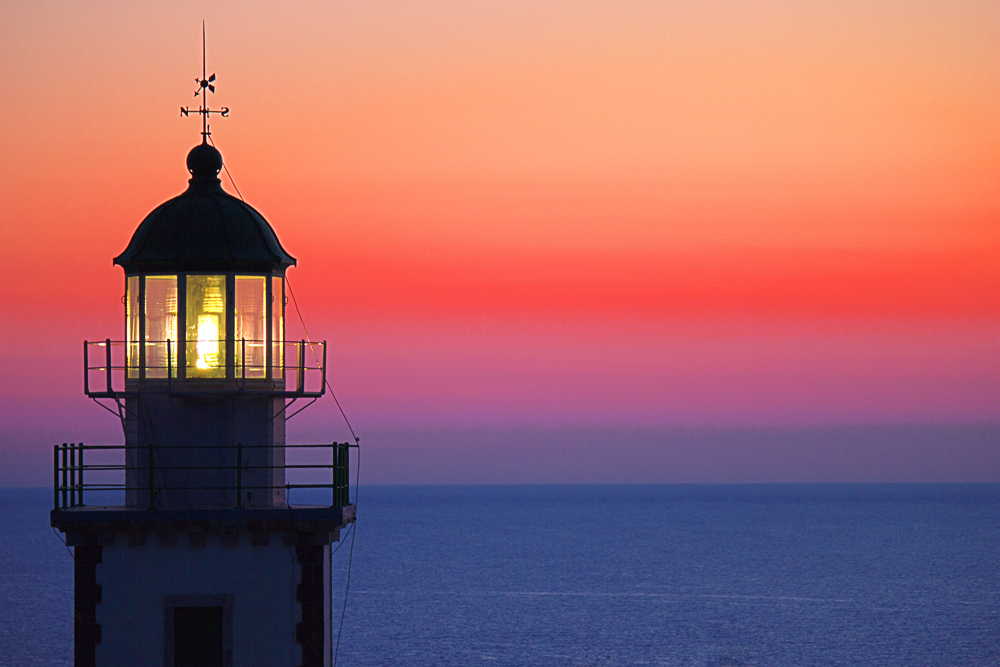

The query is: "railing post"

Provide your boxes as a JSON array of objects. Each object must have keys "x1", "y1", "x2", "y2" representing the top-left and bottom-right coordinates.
[
  {"x1": 105, "y1": 338, "x2": 113, "y2": 394},
  {"x1": 69, "y1": 444, "x2": 77, "y2": 507},
  {"x1": 331, "y1": 442, "x2": 337, "y2": 507},
  {"x1": 148, "y1": 441, "x2": 155, "y2": 510},
  {"x1": 333, "y1": 442, "x2": 348, "y2": 507},
  {"x1": 83, "y1": 341, "x2": 89, "y2": 395},
  {"x1": 167, "y1": 338, "x2": 173, "y2": 390},
  {"x1": 297, "y1": 340, "x2": 306, "y2": 394},
  {"x1": 236, "y1": 442, "x2": 243, "y2": 509},
  {"x1": 53, "y1": 445, "x2": 60, "y2": 509},
  {"x1": 321, "y1": 342, "x2": 328, "y2": 396},
  {"x1": 60, "y1": 444, "x2": 68, "y2": 508},
  {"x1": 78, "y1": 444, "x2": 85, "y2": 507},
  {"x1": 241, "y1": 338, "x2": 246, "y2": 391}
]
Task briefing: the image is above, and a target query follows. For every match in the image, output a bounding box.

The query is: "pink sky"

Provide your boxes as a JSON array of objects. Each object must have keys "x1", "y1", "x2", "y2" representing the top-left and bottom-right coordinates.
[{"x1": 0, "y1": 1, "x2": 997, "y2": 484}]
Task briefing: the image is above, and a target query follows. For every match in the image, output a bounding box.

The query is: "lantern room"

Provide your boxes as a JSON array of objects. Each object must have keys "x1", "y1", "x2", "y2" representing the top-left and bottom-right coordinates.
[{"x1": 110, "y1": 142, "x2": 300, "y2": 388}]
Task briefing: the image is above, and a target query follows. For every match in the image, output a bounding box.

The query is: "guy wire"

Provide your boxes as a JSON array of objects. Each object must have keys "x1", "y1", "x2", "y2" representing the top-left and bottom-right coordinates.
[
  {"x1": 207, "y1": 135, "x2": 245, "y2": 202},
  {"x1": 210, "y1": 143, "x2": 361, "y2": 665}
]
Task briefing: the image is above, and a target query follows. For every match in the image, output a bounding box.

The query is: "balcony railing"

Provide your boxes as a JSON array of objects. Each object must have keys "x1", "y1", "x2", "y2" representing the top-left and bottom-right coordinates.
[
  {"x1": 53, "y1": 442, "x2": 353, "y2": 510},
  {"x1": 84, "y1": 339, "x2": 326, "y2": 397}
]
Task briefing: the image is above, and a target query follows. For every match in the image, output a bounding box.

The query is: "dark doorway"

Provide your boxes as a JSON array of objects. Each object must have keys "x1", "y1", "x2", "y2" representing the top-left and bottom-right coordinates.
[{"x1": 173, "y1": 606, "x2": 224, "y2": 667}]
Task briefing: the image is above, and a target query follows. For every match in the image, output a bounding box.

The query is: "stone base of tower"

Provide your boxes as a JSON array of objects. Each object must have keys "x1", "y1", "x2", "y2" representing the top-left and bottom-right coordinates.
[{"x1": 52, "y1": 507, "x2": 353, "y2": 667}]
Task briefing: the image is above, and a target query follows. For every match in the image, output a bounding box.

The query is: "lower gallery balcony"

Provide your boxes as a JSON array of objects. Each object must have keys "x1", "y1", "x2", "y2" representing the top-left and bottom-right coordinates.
[{"x1": 50, "y1": 441, "x2": 356, "y2": 539}]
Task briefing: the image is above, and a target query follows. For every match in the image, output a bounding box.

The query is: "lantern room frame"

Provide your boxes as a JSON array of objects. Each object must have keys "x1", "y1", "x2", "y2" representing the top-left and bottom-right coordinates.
[
  {"x1": 126, "y1": 271, "x2": 282, "y2": 383},
  {"x1": 83, "y1": 271, "x2": 326, "y2": 398}
]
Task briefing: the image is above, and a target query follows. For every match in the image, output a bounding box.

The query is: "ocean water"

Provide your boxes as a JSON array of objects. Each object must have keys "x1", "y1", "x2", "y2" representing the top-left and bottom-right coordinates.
[{"x1": 1, "y1": 485, "x2": 998, "y2": 666}]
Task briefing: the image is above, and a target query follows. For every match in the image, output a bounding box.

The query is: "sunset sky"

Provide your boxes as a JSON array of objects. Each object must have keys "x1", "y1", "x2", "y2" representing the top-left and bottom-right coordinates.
[{"x1": 1, "y1": 1, "x2": 997, "y2": 484}]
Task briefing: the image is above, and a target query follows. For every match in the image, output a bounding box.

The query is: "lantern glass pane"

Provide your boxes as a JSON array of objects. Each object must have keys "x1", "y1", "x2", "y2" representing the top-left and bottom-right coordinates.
[
  {"x1": 127, "y1": 276, "x2": 140, "y2": 378},
  {"x1": 272, "y1": 277, "x2": 284, "y2": 377},
  {"x1": 235, "y1": 276, "x2": 266, "y2": 379},
  {"x1": 186, "y1": 275, "x2": 227, "y2": 378},
  {"x1": 144, "y1": 276, "x2": 178, "y2": 378}
]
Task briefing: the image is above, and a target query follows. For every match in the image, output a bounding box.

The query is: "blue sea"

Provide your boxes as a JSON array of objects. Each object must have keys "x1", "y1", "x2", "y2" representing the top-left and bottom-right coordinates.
[{"x1": 2, "y1": 485, "x2": 998, "y2": 666}]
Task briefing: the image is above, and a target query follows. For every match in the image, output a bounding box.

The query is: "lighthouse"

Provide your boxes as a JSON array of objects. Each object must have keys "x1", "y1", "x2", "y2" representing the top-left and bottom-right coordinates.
[{"x1": 50, "y1": 54, "x2": 354, "y2": 667}]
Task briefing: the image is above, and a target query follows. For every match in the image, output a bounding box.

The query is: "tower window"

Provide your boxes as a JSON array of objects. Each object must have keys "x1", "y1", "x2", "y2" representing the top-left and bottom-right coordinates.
[
  {"x1": 271, "y1": 276, "x2": 284, "y2": 377},
  {"x1": 173, "y1": 606, "x2": 223, "y2": 667},
  {"x1": 186, "y1": 275, "x2": 227, "y2": 378},
  {"x1": 145, "y1": 275, "x2": 178, "y2": 378},
  {"x1": 127, "y1": 276, "x2": 140, "y2": 378},
  {"x1": 235, "y1": 276, "x2": 266, "y2": 378},
  {"x1": 164, "y1": 595, "x2": 232, "y2": 667}
]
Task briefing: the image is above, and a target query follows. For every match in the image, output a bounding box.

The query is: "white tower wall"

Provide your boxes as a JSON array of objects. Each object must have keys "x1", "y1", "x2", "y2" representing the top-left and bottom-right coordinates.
[{"x1": 95, "y1": 533, "x2": 332, "y2": 667}]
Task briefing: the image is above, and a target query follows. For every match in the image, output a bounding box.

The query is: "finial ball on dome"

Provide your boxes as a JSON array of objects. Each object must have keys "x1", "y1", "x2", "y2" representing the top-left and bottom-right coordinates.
[{"x1": 186, "y1": 142, "x2": 223, "y2": 180}]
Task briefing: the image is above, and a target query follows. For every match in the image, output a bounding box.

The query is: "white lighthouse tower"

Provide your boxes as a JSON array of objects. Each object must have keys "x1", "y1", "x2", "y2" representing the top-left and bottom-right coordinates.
[{"x1": 50, "y1": 59, "x2": 354, "y2": 667}]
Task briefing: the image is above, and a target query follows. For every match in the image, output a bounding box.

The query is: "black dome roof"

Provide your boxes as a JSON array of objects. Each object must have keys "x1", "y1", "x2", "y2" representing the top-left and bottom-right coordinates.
[{"x1": 114, "y1": 143, "x2": 296, "y2": 274}]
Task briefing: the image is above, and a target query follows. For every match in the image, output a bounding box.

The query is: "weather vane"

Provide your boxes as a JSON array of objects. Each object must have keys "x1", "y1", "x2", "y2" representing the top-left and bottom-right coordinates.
[{"x1": 180, "y1": 21, "x2": 229, "y2": 141}]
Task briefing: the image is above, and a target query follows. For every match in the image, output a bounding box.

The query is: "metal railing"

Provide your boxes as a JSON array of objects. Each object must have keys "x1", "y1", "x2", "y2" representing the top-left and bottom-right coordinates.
[
  {"x1": 84, "y1": 339, "x2": 326, "y2": 397},
  {"x1": 53, "y1": 442, "x2": 353, "y2": 510}
]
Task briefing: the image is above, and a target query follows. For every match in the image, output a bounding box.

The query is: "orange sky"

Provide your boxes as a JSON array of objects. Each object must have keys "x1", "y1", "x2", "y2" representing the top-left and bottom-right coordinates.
[{"x1": 0, "y1": 2, "x2": 997, "y2": 482}]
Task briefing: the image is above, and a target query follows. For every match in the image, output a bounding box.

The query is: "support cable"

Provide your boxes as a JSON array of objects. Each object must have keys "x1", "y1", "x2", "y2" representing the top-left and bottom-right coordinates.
[
  {"x1": 333, "y1": 445, "x2": 358, "y2": 667},
  {"x1": 207, "y1": 134, "x2": 244, "y2": 201},
  {"x1": 202, "y1": 144, "x2": 361, "y2": 665},
  {"x1": 52, "y1": 527, "x2": 74, "y2": 561},
  {"x1": 286, "y1": 276, "x2": 361, "y2": 667},
  {"x1": 285, "y1": 277, "x2": 361, "y2": 442}
]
